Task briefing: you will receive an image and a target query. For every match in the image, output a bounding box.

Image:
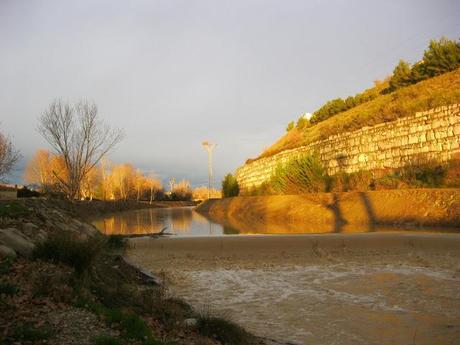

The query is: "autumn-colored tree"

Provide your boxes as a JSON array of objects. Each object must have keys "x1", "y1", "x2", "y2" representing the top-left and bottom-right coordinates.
[
  {"x1": 24, "y1": 149, "x2": 68, "y2": 193},
  {"x1": 145, "y1": 173, "x2": 162, "y2": 204},
  {"x1": 171, "y1": 179, "x2": 192, "y2": 201},
  {"x1": 109, "y1": 164, "x2": 136, "y2": 200},
  {"x1": 192, "y1": 186, "x2": 221, "y2": 200}
]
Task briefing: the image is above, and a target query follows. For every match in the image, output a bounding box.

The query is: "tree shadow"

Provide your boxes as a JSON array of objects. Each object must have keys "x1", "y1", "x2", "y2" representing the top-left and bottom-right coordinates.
[
  {"x1": 359, "y1": 192, "x2": 377, "y2": 232},
  {"x1": 325, "y1": 193, "x2": 348, "y2": 232}
]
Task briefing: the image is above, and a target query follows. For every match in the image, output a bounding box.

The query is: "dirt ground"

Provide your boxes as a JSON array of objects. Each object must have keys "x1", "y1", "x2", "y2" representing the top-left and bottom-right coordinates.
[{"x1": 127, "y1": 233, "x2": 460, "y2": 345}]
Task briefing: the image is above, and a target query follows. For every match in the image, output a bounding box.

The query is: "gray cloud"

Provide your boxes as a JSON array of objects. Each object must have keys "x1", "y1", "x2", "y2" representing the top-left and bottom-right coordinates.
[{"x1": 1, "y1": 0, "x2": 459, "y2": 186}]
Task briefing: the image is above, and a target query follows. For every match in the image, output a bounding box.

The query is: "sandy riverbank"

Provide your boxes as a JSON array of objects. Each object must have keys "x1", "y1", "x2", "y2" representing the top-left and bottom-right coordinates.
[{"x1": 127, "y1": 233, "x2": 460, "y2": 345}]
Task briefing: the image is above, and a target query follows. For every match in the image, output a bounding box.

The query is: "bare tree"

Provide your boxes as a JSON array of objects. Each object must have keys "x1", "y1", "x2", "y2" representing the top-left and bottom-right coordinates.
[
  {"x1": 0, "y1": 129, "x2": 21, "y2": 182},
  {"x1": 38, "y1": 99, "x2": 124, "y2": 199}
]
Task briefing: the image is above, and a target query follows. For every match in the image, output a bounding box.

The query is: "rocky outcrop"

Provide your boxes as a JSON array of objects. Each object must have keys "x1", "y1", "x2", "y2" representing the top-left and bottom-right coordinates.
[{"x1": 0, "y1": 199, "x2": 101, "y2": 257}]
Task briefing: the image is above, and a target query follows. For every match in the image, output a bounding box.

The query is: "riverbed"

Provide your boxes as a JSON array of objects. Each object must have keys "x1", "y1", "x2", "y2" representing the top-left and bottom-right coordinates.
[
  {"x1": 92, "y1": 207, "x2": 460, "y2": 344},
  {"x1": 126, "y1": 234, "x2": 460, "y2": 345}
]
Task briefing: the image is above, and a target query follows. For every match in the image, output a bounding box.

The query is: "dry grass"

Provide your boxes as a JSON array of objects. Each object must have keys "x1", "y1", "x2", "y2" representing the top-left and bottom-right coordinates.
[{"x1": 257, "y1": 68, "x2": 460, "y2": 160}]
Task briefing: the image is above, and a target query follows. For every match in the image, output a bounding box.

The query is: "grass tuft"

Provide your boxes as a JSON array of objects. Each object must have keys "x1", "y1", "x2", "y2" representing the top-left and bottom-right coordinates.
[
  {"x1": 196, "y1": 314, "x2": 255, "y2": 345},
  {"x1": 0, "y1": 282, "x2": 18, "y2": 295},
  {"x1": 13, "y1": 323, "x2": 51, "y2": 341},
  {"x1": 92, "y1": 334, "x2": 124, "y2": 345},
  {"x1": 0, "y1": 202, "x2": 30, "y2": 218},
  {"x1": 106, "y1": 235, "x2": 128, "y2": 250},
  {"x1": 34, "y1": 234, "x2": 102, "y2": 275}
]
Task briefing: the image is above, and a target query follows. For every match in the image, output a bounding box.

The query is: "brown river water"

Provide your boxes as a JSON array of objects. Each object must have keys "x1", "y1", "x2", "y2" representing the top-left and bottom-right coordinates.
[{"x1": 93, "y1": 207, "x2": 460, "y2": 345}]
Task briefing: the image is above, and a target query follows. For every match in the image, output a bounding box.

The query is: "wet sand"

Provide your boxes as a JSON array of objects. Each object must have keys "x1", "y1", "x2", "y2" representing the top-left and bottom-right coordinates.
[{"x1": 127, "y1": 233, "x2": 460, "y2": 345}]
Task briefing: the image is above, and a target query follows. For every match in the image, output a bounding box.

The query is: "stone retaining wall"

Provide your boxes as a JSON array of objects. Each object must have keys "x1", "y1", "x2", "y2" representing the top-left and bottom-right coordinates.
[{"x1": 236, "y1": 104, "x2": 460, "y2": 193}]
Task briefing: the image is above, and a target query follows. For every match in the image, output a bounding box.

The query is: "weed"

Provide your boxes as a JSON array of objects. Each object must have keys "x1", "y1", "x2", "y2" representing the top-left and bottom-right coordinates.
[
  {"x1": 92, "y1": 334, "x2": 124, "y2": 345},
  {"x1": 34, "y1": 233, "x2": 102, "y2": 275},
  {"x1": 106, "y1": 235, "x2": 128, "y2": 250},
  {"x1": 0, "y1": 202, "x2": 29, "y2": 218},
  {"x1": 13, "y1": 323, "x2": 52, "y2": 341},
  {"x1": 0, "y1": 258, "x2": 14, "y2": 275},
  {"x1": 270, "y1": 153, "x2": 327, "y2": 194},
  {"x1": 196, "y1": 314, "x2": 255, "y2": 345},
  {"x1": 32, "y1": 270, "x2": 73, "y2": 303},
  {"x1": 121, "y1": 313, "x2": 152, "y2": 340},
  {"x1": 104, "y1": 308, "x2": 125, "y2": 325},
  {"x1": 0, "y1": 282, "x2": 18, "y2": 295}
]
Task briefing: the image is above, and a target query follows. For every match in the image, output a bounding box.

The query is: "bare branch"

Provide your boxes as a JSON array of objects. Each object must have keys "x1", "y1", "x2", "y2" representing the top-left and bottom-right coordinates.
[
  {"x1": 37, "y1": 99, "x2": 124, "y2": 199},
  {"x1": 0, "y1": 128, "x2": 21, "y2": 182}
]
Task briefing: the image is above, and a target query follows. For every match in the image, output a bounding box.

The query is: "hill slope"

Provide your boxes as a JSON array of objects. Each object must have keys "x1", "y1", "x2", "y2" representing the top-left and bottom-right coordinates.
[{"x1": 255, "y1": 68, "x2": 460, "y2": 161}]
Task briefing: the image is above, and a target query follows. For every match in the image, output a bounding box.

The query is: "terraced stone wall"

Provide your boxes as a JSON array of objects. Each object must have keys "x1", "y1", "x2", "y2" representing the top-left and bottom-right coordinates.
[{"x1": 236, "y1": 104, "x2": 460, "y2": 193}]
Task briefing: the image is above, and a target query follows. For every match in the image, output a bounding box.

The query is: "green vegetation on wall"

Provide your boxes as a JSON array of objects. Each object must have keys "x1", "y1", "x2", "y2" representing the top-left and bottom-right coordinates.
[
  {"x1": 246, "y1": 154, "x2": 460, "y2": 196},
  {"x1": 270, "y1": 153, "x2": 326, "y2": 194}
]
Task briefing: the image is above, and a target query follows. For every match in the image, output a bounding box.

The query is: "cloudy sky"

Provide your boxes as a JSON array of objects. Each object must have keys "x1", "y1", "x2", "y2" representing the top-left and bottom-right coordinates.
[{"x1": 1, "y1": 0, "x2": 459, "y2": 187}]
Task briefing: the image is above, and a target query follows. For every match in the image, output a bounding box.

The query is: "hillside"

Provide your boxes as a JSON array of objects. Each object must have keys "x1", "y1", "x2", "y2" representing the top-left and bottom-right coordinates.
[{"x1": 255, "y1": 68, "x2": 460, "y2": 161}]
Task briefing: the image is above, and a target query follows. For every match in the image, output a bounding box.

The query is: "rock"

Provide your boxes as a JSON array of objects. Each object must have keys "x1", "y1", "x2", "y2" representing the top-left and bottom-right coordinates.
[
  {"x1": 0, "y1": 244, "x2": 17, "y2": 258},
  {"x1": 36, "y1": 230, "x2": 48, "y2": 243},
  {"x1": 0, "y1": 228, "x2": 36, "y2": 258},
  {"x1": 183, "y1": 318, "x2": 197, "y2": 327},
  {"x1": 80, "y1": 223, "x2": 99, "y2": 237},
  {"x1": 22, "y1": 222, "x2": 38, "y2": 232}
]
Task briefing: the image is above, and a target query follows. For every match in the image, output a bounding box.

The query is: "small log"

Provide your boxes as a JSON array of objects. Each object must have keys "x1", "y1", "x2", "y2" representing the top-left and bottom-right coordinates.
[{"x1": 115, "y1": 227, "x2": 174, "y2": 238}]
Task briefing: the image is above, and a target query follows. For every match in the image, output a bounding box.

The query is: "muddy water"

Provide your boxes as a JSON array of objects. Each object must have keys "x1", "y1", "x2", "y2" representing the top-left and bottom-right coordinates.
[
  {"x1": 168, "y1": 262, "x2": 460, "y2": 344},
  {"x1": 94, "y1": 208, "x2": 460, "y2": 344},
  {"x1": 126, "y1": 235, "x2": 460, "y2": 345}
]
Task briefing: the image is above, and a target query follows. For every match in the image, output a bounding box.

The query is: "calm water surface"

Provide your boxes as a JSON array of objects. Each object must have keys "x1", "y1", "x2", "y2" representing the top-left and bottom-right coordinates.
[
  {"x1": 92, "y1": 206, "x2": 456, "y2": 236},
  {"x1": 92, "y1": 207, "x2": 225, "y2": 236}
]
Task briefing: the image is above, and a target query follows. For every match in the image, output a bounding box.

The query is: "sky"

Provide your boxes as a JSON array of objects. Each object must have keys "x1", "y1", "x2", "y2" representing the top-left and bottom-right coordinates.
[{"x1": 1, "y1": 0, "x2": 459, "y2": 187}]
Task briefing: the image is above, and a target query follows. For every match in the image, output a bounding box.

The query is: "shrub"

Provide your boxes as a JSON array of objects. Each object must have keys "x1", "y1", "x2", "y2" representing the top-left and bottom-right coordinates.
[
  {"x1": 399, "y1": 161, "x2": 447, "y2": 188},
  {"x1": 389, "y1": 60, "x2": 413, "y2": 91},
  {"x1": 326, "y1": 171, "x2": 373, "y2": 192},
  {"x1": 106, "y1": 235, "x2": 128, "y2": 251},
  {"x1": 192, "y1": 186, "x2": 222, "y2": 200},
  {"x1": 92, "y1": 335, "x2": 124, "y2": 345},
  {"x1": 0, "y1": 202, "x2": 29, "y2": 218},
  {"x1": 374, "y1": 175, "x2": 404, "y2": 190},
  {"x1": 270, "y1": 153, "x2": 326, "y2": 194},
  {"x1": 34, "y1": 234, "x2": 102, "y2": 275},
  {"x1": 0, "y1": 282, "x2": 18, "y2": 295},
  {"x1": 286, "y1": 121, "x2": 295, "y2": 132},
  {"x1": 422, "y1": 37, "x2": 460, "y2": 77},
  {"x1": 170, "y1": 180, "x2": 192, "y2": 201},
  {"x1": 13, "y1": 323, "x2": 51, "y2": 341},
  {"x1": 196, "y1": 314, "x2": 254, "y2": 345},
  {"x1": 444, "y1": 158, "x2": 460, "y2": 187},
  {"x1": 121, "y1": 313, "x2": 152, "y2": 340},
  {"x1": 222, "y1": 174, "x2": 239, "y2": 197}
]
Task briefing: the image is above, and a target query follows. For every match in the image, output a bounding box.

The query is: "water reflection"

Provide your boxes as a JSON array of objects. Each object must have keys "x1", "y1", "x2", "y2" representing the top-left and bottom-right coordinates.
[
  {"x1": 92, "y1": 207, "x2": 225, "y2": 236},
  {"x1": 92, "y1": 206, "x2": 457, "y2": 236}
]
